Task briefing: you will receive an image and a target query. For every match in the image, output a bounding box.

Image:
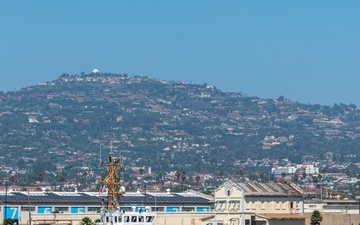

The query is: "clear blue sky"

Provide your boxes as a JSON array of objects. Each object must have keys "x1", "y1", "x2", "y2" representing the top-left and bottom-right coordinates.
[{"x1": 1, "y1": 1, "x2": 359, "y2": 106}]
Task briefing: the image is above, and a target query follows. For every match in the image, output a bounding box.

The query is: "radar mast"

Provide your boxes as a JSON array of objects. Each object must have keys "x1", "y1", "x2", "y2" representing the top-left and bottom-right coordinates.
[{"x1": 100, "y1": 150, "x2": 125, "y2": 212}]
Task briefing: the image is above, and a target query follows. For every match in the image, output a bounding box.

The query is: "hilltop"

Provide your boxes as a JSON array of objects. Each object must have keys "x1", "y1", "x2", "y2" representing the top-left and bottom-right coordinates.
[{"x1": 0, "y1": 73, "x2": 359, "y2": 187}]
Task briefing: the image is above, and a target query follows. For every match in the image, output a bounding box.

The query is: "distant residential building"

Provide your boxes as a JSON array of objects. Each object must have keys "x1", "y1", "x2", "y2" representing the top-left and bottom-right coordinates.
[
  {"x1": 296, "y1": 164, "x2": 319, "y2": 175},
  {"x1": 271, "y1": 166, "x2": 297, "y2": 175}
]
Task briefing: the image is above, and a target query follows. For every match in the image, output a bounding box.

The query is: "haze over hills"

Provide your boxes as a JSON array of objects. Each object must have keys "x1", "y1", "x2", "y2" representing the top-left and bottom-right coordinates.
[{"x1": 0, "y1": 73, "x2": 359, "y2": 185}]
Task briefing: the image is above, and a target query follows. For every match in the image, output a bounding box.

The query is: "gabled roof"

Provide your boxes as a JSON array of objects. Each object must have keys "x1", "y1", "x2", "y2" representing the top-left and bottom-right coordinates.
[
  {"x1": 217, "y1": 180, "x2": 302, "y2": 197},
  {"x1": 238, "y1": 181, "x2": 302, "y2": 197}
]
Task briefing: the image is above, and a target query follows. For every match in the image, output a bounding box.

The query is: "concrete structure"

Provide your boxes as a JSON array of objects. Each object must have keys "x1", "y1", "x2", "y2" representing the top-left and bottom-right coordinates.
[
  {"x1": 304, "y1": 199, "x2": 359, "y2": 214},
  {"x1": 0, "y1": 190, "x2": 214, "y2": 225}
]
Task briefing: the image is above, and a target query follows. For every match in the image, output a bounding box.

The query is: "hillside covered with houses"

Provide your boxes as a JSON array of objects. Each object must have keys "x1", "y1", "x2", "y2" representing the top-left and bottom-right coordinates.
[{"x1": 0, "y1": 73, "x2": 359, "y2": 198}]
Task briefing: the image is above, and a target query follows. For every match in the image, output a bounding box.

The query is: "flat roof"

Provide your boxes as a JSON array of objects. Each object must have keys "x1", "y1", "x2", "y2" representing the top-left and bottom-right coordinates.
[{"x1": 0, "y1": 190, "x2": 213, "y2": 205}]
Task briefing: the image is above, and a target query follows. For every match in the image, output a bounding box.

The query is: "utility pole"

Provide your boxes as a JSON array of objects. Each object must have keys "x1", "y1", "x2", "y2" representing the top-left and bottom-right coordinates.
[
  {"x1": 27, "y1": 190, "x2": 31, "y2": 225},
  {"x1": 5, "y1": 181, "x2": 8, "y2": 220},
  {"x1": 214, "y1": 188, "x2": 217, "y2": 225},
  {"x1": 144, "y1": 182, "x2": 147, "y2": 208}
]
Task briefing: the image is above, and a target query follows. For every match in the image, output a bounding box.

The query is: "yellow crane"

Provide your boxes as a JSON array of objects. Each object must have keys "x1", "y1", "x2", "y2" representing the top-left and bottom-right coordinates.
[{"x1": 100, "y1": 151, "x2": 125, "y2": 212}]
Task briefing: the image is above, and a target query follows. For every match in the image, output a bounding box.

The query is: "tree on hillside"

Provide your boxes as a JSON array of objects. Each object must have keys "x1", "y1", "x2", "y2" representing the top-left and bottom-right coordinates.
[
  {"x1": 38, "y1": 173, "x2": 44, "y2": 182},
  {"x1": 281, "y1": 172, "x2": 286, "y2": 181},
  {"x1": 302, "y1": 172, "x2": 307, "y2": 181},
  {"x1": 139, "y1": 168, "x2": 144, "y2": 176},
  {"x1": 195, "y1": 175, "x2": 200, "y2": 186},
  {"x1": 238, "y1": 168, "x2": 245, "y2": 181},
  {"x1": 345, "y1": 169, "x2": 350, "y2": 177},
  {"x1": 218, "y1": 170, "x2": 224, "y2": 180},
  {"x1": 180, "y1": 171, "x2": 187, "y2": 191},
  {"x1": 175, "y1": 171, "x2": 180, "y2": 180},
  {"x1": 293, "y1": 174, "x2": 299, "y2": 182}
]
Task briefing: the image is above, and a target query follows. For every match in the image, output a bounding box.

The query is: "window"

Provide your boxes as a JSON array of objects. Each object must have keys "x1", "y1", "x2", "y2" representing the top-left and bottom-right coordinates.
[
  {"x1": 151, "y1": 207, "x2": 164, "y2": 212},
  {"x1": 21, "y1": 207, "x2": 35, "y2": 211},
  {"x1": 196, "y1": 207, "x2": 210, "y2": 212},
  {"x1": 251, "y1": 202, "x2": 256, "y2": 210},
  {"x1": 55, "y1": 207, "x2": 69, "y2": 212},
  {"x1": 88, "y1": 207, "x2": 101, "y2": 212},
  {"x1": 120, "y1": 207, "x2": 132, "y2": 212},
  {"x1": 146, "y1": 216, "x2": 154, "y2": 222},
  {"x1": 124, "y1": 216, "x2": 129, "y2": 223},
  {"x1": 275, "y1": 202, "x2": 280, "y2": 210},
  {"x1": 139, "y1": 216, "x2": 144, "y2": 222},
  {"x1": 166, "y1": 207, "x2": 180, "y2": 212},
  {"x1": 131, "y1": 216, "x2": 137, "y2": 222},
  {"x1": 261, "y1": 201, "x2": 265, "y2": 210},
  {"x1": 182, "y1": 207, "x2": 195, "y2": 212}
]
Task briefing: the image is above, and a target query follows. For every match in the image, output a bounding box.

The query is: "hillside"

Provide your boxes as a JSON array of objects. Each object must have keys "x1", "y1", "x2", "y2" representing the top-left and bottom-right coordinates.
[{"x1": 0, "y1": 73, "x2": 359, "y2": 185}]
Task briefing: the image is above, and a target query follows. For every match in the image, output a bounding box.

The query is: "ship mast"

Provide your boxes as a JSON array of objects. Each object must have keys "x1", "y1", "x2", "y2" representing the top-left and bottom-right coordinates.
[{"x1": 100, "y1": 150, "x2": 125, "y2": 212}]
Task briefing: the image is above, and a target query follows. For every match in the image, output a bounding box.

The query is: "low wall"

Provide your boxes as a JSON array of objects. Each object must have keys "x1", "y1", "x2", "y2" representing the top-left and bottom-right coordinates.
[{"x1": 304, "y1": 213, "x2": 360, "y2": 225}]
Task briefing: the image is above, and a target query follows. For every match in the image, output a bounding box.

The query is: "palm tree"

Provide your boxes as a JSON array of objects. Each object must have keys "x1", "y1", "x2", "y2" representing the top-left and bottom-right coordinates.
[
  {"x1": 321, "y1": 168, "x2": 326, "y2": 176},
  {"x1": 239, "y1": 168, "x2": 245, "y2": 181},
  {"x1": 195, "y1": 175, "x2": 201, "y2": 190},
  {"x1": 59, "y1": 175, "x2": 65, "y2": 191},
  {"x1": 180, "y1": 171, "x2": 186, "y2": 191},
  {"x1": 10, "y1": 175, "x2": 16, "y2": 185},
  {"x1": 158, "y1": 173, "x2": 164, "y2": 190},
  {"x1": 239, "y1": 169, "x2": 244, "y2": 176},
  {"x1": 345, "y1": 169, "x2": 350, "y2": 177},
  {"x1": 259, "y1": 173, "x2": 265, "y2": 182},
  {"x1": 281, "y1": 172, "x2": 286, "y2": 181},
  {"x1": 302, "y1": 172, "x2": 307, "y2": 180},
  {"x1": 310, "y1": 210, "x2": 323, "y2": 224},
  {"x1": 317, "y1": 174, "x2": 322, "y2": 181},
  {"x1": 339, "y1": 192, "x2": 346, "y2": 200},
  {"x1": 38, "y1": 172, "x2": 44, "y2": 182},
  {"x1": 81, "y1": 172, "x2": 89, "y2": 190},
  {"x1": 195, "y1": 175, "x2": 200, "y2": 184},
  {"x1": 139, "y1": 168, "x2": 144, "y2": 176},
  {"x1": 218, "y1": 170, "x2": 224, "y2": 180},
  {"x1": 293, "y1": 174, "x2": 299, "y2": 182},
  {"x1": 312, "y1": 176, "x2": 319, "y2": 184},
  {"x1": 320, "y1": 168, "x2": 326, "y2": 199},
  {"x1": 175, "y1": 171, "x2": 180, "y2": 180}
]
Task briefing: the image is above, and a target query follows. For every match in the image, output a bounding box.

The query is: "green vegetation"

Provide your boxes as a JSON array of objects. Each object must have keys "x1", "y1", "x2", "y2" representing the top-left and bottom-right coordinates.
[
  {"x1": 0, "y1": 73, "x2": 359, "y2": 187},
  {"x1": 310, "y1": 210, "x2": 323, "y2": 224},
  {"x1": 3, "y1": 218, "x2": 15, "y2": 225},
  {"x1": 81, "y1": 217, "x2": 95, "y2": 225}
]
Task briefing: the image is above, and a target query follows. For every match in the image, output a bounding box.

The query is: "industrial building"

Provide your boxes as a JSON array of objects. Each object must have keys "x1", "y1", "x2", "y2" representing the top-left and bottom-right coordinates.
[{"x1": 0, "y1": 181, "x2": 308, "y2": 225}]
